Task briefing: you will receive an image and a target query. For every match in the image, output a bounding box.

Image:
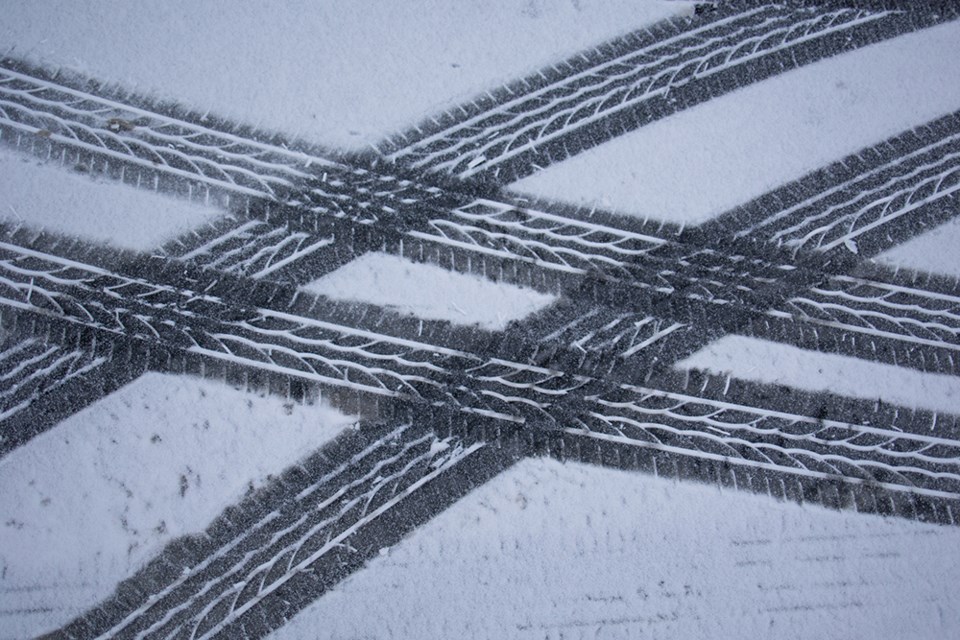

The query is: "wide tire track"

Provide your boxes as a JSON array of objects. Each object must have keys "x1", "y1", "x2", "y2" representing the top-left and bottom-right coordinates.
[
  {"x1": 57, "y1": 416, "x2": 523, "y2": 640},
  {"x1": 1, "y1": 230, "x2": 957, "y2": 514},
  {"x1": 375, "y1": 2, "x2": 958, "y2": 185}
]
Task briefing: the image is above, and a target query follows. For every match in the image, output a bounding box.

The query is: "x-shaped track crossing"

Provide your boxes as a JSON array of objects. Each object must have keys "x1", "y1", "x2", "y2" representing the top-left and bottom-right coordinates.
[{"x1": 2, "y1": 1, "x2": 960, "y2": 637}]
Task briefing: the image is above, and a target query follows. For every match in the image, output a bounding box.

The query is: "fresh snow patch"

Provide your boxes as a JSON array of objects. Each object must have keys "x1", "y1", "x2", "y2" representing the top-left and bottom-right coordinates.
[
  {"x1": 678, "y1": 334, "x2": 960, "y2": 416},
  {"x1": 0, "y1": 372, "x2": 354, "y2": 639},
  {"x1": 0, "y1": 150, "x2": 220, "y2": 251},
  {"x1": 301, "y1": 252, "x2": 557, "y2": 330},
  {"x1": 511, "y1": 19, "x2": 960, "y2": 226},
  {"x1": 272, "y1": 457, "x2": 960, "y2": 640},
  {"x1": 0, "y1": 0, "x2": 695, "y2": 151},
  {"x1": 875, "y1": 215, "x2": 960, "y2": 278}
]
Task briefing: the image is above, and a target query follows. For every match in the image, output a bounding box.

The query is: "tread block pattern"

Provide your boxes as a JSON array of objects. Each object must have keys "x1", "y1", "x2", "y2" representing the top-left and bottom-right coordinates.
[
  {"x1": 162, "y1": 217, "x2": 352, "y2": 285},
  {"x1": 6, "y1": 57, "x2": 960, "y2": 386},
  {"x1": 579, "y1": 382, "x2": 960, "y2": 503},
  {"x1": 722, "y1": 112, "x2": 960, "y2": 257},
  {"x1": 376, "y1": 3, "x2": 956, "y2": 185},
  {"x1": 0, "y1": 232, "x2": 594, "y2": 424},
  {"x1": 3, "y1": 228, "x2": 958, "y2": 514},
  {"x1": 1, "y1": 10, "x2": 959, "y2": 636},
  {"x1": 59, "y1": 417, "x2": 524, "y2": 640},
  {"x1": 0, "y1": 335, "x2": 108, "y2": 454}
]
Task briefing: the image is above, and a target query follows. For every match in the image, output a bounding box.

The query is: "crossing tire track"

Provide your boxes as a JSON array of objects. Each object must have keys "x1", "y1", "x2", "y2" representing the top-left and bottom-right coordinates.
[
  {"x1": 6, "y1": 60, "x2": 960, "y2": 383},
  {"x1": 2, "y1": 229, "x2": 958, "y2": 509},
  {"x1": 3, "y1": 10, "x2": 960, "y2": 636},
  {"x1": 51, "y1": 377, "x2": 960, "y2": 638},
  {"x1": 0, "y1": 232, "x2": 597, "y2": 425}
]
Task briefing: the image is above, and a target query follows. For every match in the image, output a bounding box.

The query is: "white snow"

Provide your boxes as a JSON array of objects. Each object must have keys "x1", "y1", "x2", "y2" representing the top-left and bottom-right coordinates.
[
  {"x1": 0, "y1": 372, "x2": 354, "y2": 639},
  {"x1": 511, "y1": 19, "x2": 960, "y2": 227},
  {"x1": 0, "y1": 149, "x2": 220, "y2": 251},
  {"x1": 678, "y1": 334, "x2": 960, "y2": 416},
  {"x1": 0, "y1": 0, "x2": 695, "y2": 151},
  {"x1": 1, "y1": 5, "x2": 958, "y2": 639},
  {"x1": 272, "y1": 457, "x2": 960, "y2": 640},
  {"x1": 301, "y1": 252, "x2": 557, "y2": 330},
  {"x1": 875, "y1": 215, "x2": 960, "y2": 278}
]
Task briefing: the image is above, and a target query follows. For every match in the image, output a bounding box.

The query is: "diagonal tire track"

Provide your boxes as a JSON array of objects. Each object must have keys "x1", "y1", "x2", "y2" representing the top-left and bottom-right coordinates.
[
  {"x1": 706, "y1": 115, "x2": 960, "y2": 258},
  {"x1": 57, "y1": 416, "x2": 525, "y2": 640},
  {"x1": 4, "y1": 56, "x2": 960, "y2": 384},
  {"x1": 1, "y1": 228, "x2": 958, "y2": 513},
  {"x1": 2, "y1": 7, "x2": 959, "y2": 636},
  {"x1": 373, "y1": 1, "x2": 959, "y2": 184}
]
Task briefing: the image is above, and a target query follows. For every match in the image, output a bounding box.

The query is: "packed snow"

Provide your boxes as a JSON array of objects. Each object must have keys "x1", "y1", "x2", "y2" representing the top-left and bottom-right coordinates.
[
  {"x1": 0, "y1": 0, "x2": 695, "y2": 151},
  {"x1": 0, "y1": 373, "x2": 354, "y2": 639},
  {"x1": 678, "y1": 334, "x2": 960, "y2": 416},
  {"x1": 0, "y1": 149, "x2": 220, "y2": 251},
  {"x1": 272, "y1": 457, "x2": 960, "y2": 640},
  {"x1": 302, "y1": 252, "x2": 557, "y2": 330},
  {"x1": 511, "y1": 19, "x2": 960, "y2": 226}
]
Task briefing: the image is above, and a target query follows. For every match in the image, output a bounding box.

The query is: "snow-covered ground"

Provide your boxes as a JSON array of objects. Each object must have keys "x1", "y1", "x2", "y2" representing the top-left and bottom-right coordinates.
[
  {"x1": 0, "y1": 0, "x2": 694, "y2": 151},
  {"x1": 876, "y1": 215, "x2": 960, "y2": 278},
  {"x1": 511, "y1": 19, "x2": 960, "y2": 227},
  {"x1": 0, "y1": 373, "x2": 353, "y2": 639},
  {"x1": 0, "y1": 149, "x2": 220, "y2": 250},
  {"x1": 273, "y1": 457, "x2": 960, "y2": 640},
  {"x1": 1, "y1": 2, "x2": 959, "y2": 638},
  {"x1": 678, "y1": 335, "x2": 960, "y2": 415},
  {"x1": 302, "y1": 252, "x2": 557, "y2": 330}
]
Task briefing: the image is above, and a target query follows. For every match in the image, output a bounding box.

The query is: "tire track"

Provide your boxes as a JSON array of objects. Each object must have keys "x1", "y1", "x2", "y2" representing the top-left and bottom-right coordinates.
[
  {"x1": 57, "y1": 416, "x2": 524, "y2": 640},
  {"x1": 375, "y1": 2, "x2": 957, "y2": 185},
  {"x1": 0, "y1": 334, "x2": 139, "y2": 457},
  {"x1": 5, "y1": 59, "x2": 959, "y2": 383},
  {"x1": 1, "y1": 230, "x2": 957, "y2": 512},
  {"x1": 3, "y1": 7, "x2": 959, "y2": 638},
  {"x1": 714, "y1": 111, "x2": 960, "y2": 257}
]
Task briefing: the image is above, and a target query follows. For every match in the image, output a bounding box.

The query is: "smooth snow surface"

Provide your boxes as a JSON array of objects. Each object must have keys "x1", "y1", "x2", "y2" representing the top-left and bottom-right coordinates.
[
  {"x1": 875, "y1": 215, "x2": 960, "y2": 278},
  {"x1": 678, "y1": 334, "x2": 960, "y2": 416},
  {"x1": 511, "y1": 20, "x2": 960, "y2": 226},
  {"x1": 301, "y1": 252, "x2": 557, "y2": 330},
  {"x1": 0, "y1": 150, "x2": 220, "y2": 250},
  {"x1": 0, "y1": 373, "x2": 354, "y2": 639},
  {"x1": 272, "y1": 458, "x2": 960, "y2": 640},
  {"x1": 0, "y1": 0, "x2": 694, "y2": 151}
]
